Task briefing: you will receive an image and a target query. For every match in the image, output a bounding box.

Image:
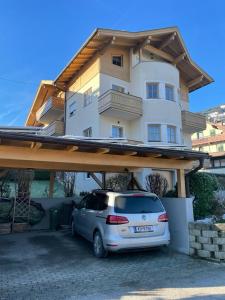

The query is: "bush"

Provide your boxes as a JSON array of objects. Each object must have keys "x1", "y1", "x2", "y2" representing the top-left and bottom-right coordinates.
[
  {"x1": 145, "y1": 173, "x2": 168, "y2": 197},
  {"x1": 106, "y1": 174, "x2": 130, "y2": 191},
  {"x1": 190, "y1": 172, "x2": 219, "y2": 219}
]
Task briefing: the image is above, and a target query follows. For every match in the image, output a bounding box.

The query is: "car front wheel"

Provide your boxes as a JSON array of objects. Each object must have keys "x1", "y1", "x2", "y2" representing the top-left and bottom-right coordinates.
[{"x1": 93, "y1": 231, "x2": 108, "y2": 258}]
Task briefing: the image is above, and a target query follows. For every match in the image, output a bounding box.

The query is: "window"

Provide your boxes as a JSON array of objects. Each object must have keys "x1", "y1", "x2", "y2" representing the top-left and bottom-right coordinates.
[
  {"x1": 217, "y1": 144, "x2": 224, "y2": 152},
  {"x1": 84, "y1": 87, "x2": 92, "y2": 107},
  {"x1": 112, "y1": 84, "x2": 125, "y2": 93},
  {"x1": 148, "y1": 124, "x2": 161, "y2": 142},
  {"x1": 115, "y1": 195, "x2": 164, "y2": 214},
  {"x1": 165, "y1": 84, "x2": 174, "y2": 101},
  {"x1": 146, "y1": 83, "x2": 159, "y2": 99},
  {"x1": 83, "y1": 127, "x2": 92, "y2": 137},
  {"x1": 69, "y1": 101, "x2": 76, "y2": 117},
  {"x1": 210, "y1": 129, "x2": 216, "y2": 137},
  {"x1": 112, "y1": 125, "x2": 123, "y2": 138},
  {"x1": 112, "y1": 55, "x2": 123, "y2": 67},
  {"x1": 197, "y1": 131, "x2": 204, "y2": 139},
  {"x1": 167, "y1": 125, "x2": 176, "y2": 143},
  {"x1": 86, "y1": 195, "x2": 99, "y2": 210}
]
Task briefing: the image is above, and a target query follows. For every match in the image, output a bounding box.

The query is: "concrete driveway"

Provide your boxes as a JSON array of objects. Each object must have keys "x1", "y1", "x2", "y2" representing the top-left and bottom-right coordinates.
[{"x1": 1, "y1": 230, "x2": 225, "y2": 300}]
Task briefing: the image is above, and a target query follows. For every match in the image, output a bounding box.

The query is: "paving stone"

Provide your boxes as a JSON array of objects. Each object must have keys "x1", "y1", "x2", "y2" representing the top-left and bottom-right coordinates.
[
  {"x1": 197, "y1": 236, "x2": 210, "y2": 244},
  {"x1": 190, "y1": 229, "x2": 201, "y2": 236},
  {"x1": 190, "y1": 242, "x2": 202, "y2": 250},
  {"x1": 202, "y1": 230, "x2": 218, "y2": 238},
  {"x1": 189, "y1": 235, "x2": 196, "y2": 242},
  {"x1": 197, "y1": 249, "x2": 211, "y2": 258},
  {"x1": 189, "y1": 248, "x2": 196, "y2": 256},
  {"x1": 215, "y1": 251, "x2": 225, "y2": 260},
  {"x1": 213, "y1": 237, "x2": 225, "y2": 245},
  {"x1": 203, "y1": 244, "x2": 219, "y2": 252}
]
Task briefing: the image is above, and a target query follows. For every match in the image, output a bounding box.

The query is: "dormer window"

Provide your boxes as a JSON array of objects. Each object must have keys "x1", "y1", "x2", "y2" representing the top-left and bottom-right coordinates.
[{"x1": 112, "y1": 55, "x2": 123, "y2": 67}]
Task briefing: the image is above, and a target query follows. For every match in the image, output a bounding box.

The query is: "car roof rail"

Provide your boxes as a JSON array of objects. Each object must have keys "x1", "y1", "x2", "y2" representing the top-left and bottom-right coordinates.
[{"x1": 92, "y1": 188, "x2": 114, "y2": 193}]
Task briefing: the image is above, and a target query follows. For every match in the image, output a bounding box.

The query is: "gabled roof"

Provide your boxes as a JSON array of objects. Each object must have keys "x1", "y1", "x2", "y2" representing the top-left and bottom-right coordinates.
[
  {"x1": 26, "y1": 27, "x2": 214, "y2": 127},
  {"x1": 25, "y1": 80, "x2": 59, "y2": 126},
  {"x1": 54, "y1": 27, "x2": 213, "y2": 91}
]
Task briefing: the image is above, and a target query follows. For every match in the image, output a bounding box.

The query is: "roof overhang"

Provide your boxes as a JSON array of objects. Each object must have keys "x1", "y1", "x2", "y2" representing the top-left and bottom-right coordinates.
[
  {"x1": 0, "y1": 132, "x2": 209, "y2": 173},
  {"x1": 26, "y1": 80, "x2": 59, "y2": 126},
  {"x1": 54, "y1": 27, "x2": 214, "y2": 92}
]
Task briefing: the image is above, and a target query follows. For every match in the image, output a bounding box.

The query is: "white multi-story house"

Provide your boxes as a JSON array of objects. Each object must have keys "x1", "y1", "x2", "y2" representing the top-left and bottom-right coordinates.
[{"x1": 26, "y1": 27, "x2": 213, "y2": 193}]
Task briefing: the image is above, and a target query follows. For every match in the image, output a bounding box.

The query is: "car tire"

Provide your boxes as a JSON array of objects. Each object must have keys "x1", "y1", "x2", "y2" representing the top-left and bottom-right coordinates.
[{"x1": 93, "y1": 231, "x2": 108, "y2": 258}]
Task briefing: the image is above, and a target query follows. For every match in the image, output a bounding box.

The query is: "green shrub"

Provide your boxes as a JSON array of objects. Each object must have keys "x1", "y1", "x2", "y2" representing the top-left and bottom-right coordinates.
[{"x1": 190, "y1": 172, "x2": 219, "y2": 219}]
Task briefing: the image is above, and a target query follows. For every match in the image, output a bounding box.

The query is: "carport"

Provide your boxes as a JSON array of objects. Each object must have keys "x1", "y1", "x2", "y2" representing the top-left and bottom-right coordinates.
[{"x1": 0, "y1": 131, "x2": 208, "y2": 253}]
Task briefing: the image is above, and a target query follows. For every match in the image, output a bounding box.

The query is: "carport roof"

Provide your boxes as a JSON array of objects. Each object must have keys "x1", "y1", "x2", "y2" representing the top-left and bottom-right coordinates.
[{"x1": 0, "y1": 131, "x2": 208, "y2": 161}]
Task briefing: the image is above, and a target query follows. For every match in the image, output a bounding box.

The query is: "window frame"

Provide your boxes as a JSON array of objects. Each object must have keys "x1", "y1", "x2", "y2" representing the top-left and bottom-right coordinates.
[
  {"x1": 146, "y1": 82, "x2": 159, "y2": 99},
  {"x1": 111, "y1": 125, "x2": 124, "y2": 138},
  {"x1": 83, "y1": 127, "x2": 92, "y2": 137},
  {"x1": 165, "y1": 84, "x2": 175, "y2": 101},
  {"x1": 84, "y1": 87, "x2": 93, "y2": 107},
  {"x1": 112, "y1": 55, "x2": 123, "y2": 67},
  {"x1": 68, "y1": 101, "x2": 76, "y2": 117},
  {"x1": 167, "y1": 125, "x2": 177, "y2": 143},
  {"x1": 147, "y1": 124, "x2": 161, "y2": 142},
  {"x1": 112, "y1": 84, "x2": 125, "y2": 93}
]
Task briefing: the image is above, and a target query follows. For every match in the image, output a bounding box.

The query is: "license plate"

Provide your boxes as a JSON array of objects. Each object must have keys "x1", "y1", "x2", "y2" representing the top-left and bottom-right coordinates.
[{"x1": 134, "y1": 225, "x2": 153, "y2": 233}]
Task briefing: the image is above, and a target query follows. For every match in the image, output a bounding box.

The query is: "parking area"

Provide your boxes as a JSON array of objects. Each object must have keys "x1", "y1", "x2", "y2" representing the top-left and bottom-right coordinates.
[{"x1": 1, "y1": 230, "x2": 225, "y2": 300}]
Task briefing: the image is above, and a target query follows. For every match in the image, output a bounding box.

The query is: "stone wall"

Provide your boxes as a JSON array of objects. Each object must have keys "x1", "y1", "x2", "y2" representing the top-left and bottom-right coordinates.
[{"x1": 189, "y1": 222, "x2": 225, "y2": 261}]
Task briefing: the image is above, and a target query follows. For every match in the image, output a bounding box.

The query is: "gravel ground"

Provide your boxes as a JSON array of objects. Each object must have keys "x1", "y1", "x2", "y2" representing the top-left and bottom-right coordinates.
[{"x1": 1, "y1": 230, "x2": 225, "y2": 300}]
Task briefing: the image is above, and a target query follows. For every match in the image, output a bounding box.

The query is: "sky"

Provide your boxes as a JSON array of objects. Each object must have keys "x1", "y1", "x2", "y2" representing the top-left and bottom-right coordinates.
[{"x1": 0, "y1": 0, "x2": 224, "y2": 126}]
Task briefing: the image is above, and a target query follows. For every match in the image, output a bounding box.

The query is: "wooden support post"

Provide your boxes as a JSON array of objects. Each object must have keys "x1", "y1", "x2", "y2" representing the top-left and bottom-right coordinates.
[
  {"x1": 177, "y1": 169, "x2": 186, "y2": 198},
  {"x1": 89, "y1": 172, "x2": 103, "y2": 189},
  {"x1": 102, "y1": 172, "x2": 106, "y2": 189},
  {"x1": 49, "y1": 171, "x2": 55, "y2": 198}
]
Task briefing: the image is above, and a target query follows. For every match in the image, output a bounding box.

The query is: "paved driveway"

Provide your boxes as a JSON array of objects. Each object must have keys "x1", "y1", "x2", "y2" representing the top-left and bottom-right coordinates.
[{"x1": 1, "y1": 230, "x2": 225, "y2": 300}]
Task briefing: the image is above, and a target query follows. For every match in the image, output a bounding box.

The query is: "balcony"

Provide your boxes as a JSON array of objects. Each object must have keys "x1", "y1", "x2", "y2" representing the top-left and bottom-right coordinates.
[
  {"x1": 98, "y1": 90, "x2": 142, "y2": 120},
  {"x1": 40, "y1": 121, "x2": 64, "y2": 136},
  {"x1": 182, "y1": 111, "x2": 206, "y2": 134},
  {"x1": 36, "y1": 96, "x2": 64, "y2": 124}
]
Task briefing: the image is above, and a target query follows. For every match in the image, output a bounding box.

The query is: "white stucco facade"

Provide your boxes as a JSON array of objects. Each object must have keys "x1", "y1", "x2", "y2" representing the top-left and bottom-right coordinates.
[{"x1": 65, "y1": 53, "x2": 192, "y2": 193}]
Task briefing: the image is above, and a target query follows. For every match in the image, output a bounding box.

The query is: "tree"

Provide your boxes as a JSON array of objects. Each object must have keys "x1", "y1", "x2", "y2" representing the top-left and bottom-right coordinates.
[
  {"x1": 190, "y1": 172, "x2": 219, "y2": 219},
  {"x1": 106, "y1": 174, "x2": 130, "y2": 191},
  {"x1": 145, "y1": 173, "x2": 168, "y2": 197},
  {"x1": 57, "y1": 172, "x2": 76, "y2": 197}
]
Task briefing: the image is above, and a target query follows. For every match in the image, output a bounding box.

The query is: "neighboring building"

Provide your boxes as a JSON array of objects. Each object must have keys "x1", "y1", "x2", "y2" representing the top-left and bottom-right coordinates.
[
  {"x1": 25, "y1": 27, "x2": 213, "y2": 192},
  {"x1": 201, "y1": 104, "x2": 225, "y2": 123},
  {"x1": 192, "y1": 122, "x2": 225, "y2": 174}
]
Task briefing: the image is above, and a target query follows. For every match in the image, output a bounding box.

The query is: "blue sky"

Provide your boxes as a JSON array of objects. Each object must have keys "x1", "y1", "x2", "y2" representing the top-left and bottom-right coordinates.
[{"x1": 0, "y1": 0, "x2": 224, "y2": 126}]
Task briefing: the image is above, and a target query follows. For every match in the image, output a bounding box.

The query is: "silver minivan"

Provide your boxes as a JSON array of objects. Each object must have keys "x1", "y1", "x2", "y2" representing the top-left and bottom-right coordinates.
[{"x1": 72, "y1": 190, "x2": 170, "y2": 258}]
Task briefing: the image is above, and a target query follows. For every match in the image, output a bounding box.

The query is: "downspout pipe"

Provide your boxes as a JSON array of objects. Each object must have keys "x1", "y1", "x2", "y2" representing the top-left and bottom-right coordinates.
[{"x1": 185, "y1": 158, "x2": 204, "y2": 197}]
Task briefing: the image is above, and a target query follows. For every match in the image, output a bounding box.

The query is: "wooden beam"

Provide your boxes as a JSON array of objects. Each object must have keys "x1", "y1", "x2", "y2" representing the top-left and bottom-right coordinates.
[
  {"x1": 0, "y1": 145, "x2": 193, "y2": 172},
  {"x1": 187, "y1": 75, "x2": 204, "y2": 89},
  {"x1": 89, "y1": 172, "x2": 103, "y2": 188},
  {"x1": 67, "y1": 145, "x2": 79, "y2": 152},
  {"x1": 173, "y1": 52, "x2": 186, "y2": 65},
  {"x1": 123, "y1": 151, "x2": 138, "y2": 156},
  {"x1": 49, "y1": 171, "x2": 55, "y2": 198},
  {"x1": 95, "y1": 148, "x2": 110, "y2": 154},
  {"x1": 177, "y1": 169, "x2": 186, "y2": 197},
  {"x1": 159, "y1": 32, "x2": 176, "y2": 49},
  {"x1": 98, "y1": 36, "x2": 116, "y2": 55},
  {"x1": 133, "y1": 36, "x2": 151, "y2": 53},
  {"x1": 31, "y1": 142, "x2": 42, "y2": 150},
  {"x1": 144, "y1": 44, "x2": 174, "y2": 62}
]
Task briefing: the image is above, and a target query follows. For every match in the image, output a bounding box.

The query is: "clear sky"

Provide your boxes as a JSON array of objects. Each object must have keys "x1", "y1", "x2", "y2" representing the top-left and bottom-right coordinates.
[{"x1": 0, "y1": 0, "x2": 224, "y2": 126}]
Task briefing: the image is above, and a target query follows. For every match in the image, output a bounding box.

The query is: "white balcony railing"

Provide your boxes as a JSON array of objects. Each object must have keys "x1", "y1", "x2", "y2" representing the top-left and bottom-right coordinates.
[
  {"x1": 98, "y1": 90, "x2": 143, "y2": 120},
  {"x1": 36, "y1": 96, "x2": 64, "y2": 124}
]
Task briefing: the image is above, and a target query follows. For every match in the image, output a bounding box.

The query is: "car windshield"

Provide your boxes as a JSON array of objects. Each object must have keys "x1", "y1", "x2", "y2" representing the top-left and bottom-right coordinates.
[{"x1": 114, "y1": 195, "x2": 164, "y2": 214}]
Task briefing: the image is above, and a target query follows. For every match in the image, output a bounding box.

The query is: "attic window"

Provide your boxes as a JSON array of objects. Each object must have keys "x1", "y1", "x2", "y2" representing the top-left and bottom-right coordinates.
[{"x1": 112, "y1": 55, "x2": 123, "y2": 67}]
